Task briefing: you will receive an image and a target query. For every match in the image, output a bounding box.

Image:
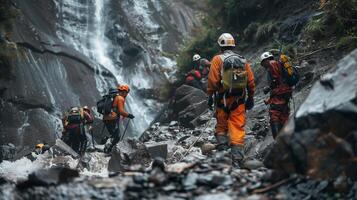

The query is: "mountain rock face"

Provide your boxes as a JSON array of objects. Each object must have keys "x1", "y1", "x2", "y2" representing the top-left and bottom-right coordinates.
[
  {"x1": 265, "y1": 49, "x2": 357, "y2": 180},
  {"x1": 0, "y1": 0, "x2": 201, "y2": 147}
]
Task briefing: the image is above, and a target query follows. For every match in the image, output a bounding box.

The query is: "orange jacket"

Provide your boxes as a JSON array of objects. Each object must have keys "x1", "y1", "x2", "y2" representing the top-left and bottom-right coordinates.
[
  {"x1": 207, "y1": 52, "x2": 255, "y2": 98},
  {"x1": 103, "y1": 95, "x2": 129, "y2": 121}
]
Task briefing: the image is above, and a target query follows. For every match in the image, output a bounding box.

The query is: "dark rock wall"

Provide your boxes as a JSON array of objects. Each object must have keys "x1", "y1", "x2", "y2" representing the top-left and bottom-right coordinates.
[
  {"x1": 0, "y1": 0, "x2": 111, "y2": 146},
  {"x1": 265, "y1": 49, "x2": 357, "y2": 180},
  {"x1": 0, "y1": 0, "x2": 202, "y2": 147}
]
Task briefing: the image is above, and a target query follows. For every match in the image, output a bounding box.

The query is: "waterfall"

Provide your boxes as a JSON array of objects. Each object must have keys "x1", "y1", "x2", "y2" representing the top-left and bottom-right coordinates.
[{"x1": 53, "y1": 0, "x2": 170, "y2": 135}]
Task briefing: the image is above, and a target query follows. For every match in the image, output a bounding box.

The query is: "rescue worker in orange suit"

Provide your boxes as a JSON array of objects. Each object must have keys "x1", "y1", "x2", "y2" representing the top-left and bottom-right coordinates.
[
  {"x1": 62, "y1": 106, "x2": 93, "y2": 154},
  {"x1": 193, "y1": 54, "x2": 211, "y2": 78},
  {"x1": 103, "y1": 84, "x2": 134, "y2": 153},
  {"x1": 207, "y1": 33, "x2": 255, "y2": 168},
  {"x1": 260, "y1": 52, "x2": 292, "y2": 138}
]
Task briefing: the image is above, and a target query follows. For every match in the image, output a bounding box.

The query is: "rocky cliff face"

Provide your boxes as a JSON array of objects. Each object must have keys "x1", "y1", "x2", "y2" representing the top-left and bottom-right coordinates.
[{"x1": 0, "y1": 0, "x2": 201, "y2": 147}]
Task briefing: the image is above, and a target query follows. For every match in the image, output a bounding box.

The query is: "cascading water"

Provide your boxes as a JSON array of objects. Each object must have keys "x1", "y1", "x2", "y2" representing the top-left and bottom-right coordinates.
[
  {"x1": 0, "y1": 0, "x2": 200, "y2": 181},
  {"x1": 53, "y1": 0, "x2": 178, "y2": 135}
]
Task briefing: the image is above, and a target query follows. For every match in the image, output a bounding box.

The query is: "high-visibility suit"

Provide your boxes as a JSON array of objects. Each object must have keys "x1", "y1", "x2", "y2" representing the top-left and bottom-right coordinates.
[
  {"x1": 264, "y1": 60, "x2": 292, "y2": 138},
  {"x1": 103, "y1": 94, "x2": 129, "y2": 152},
  {"x1": 207, "y1": 50, "x2": 255, "y2": 147},
  {"x1": 185, "y1": 69, "x2": 203, "y2": 90}
]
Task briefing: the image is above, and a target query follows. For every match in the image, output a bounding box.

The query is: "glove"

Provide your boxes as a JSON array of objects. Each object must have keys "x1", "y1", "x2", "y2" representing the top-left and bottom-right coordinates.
[
  {"x1": 245, "y1": 97, "x2": 254, "y2": 110},
  {"x1": 207, "y1": 95, "x2": 214, "y2": 110},
  {"x1": 263, "y1": 87, "x2": 271, "y2": 95},
  {"x1": 128, "y1": 114, "x2": 135, "y2": 119}
]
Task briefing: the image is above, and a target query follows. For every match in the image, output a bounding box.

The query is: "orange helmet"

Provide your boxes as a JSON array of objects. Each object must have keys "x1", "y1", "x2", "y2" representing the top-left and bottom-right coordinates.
[{"x1": 118, "y1": 84, "x2": 130, "y2": 93}]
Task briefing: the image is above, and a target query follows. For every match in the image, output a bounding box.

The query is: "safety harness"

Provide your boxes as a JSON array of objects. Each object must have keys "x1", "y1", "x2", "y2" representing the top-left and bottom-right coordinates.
[
  {"x1": 215, "y1": 92, "x2": 245, "y2": 114},
  {"x1": 216, "y1": 50, "x2": 248, "y2": 114}
]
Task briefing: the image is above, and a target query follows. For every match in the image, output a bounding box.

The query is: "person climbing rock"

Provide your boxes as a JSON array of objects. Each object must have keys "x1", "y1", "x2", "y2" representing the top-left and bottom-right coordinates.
[
  {"x1": 62, "y1": 106, "x2": 93, "y2": 155},
  {"x1": 102, "y1": 84, "x2": 134, "y2": 153},
  {"x1": 185, "y1": 66, "x2": 203, "y2": 90},
  {"x1": 207, "y1": 33, "x2": 255, "y2": 168},
  {"x1": 193, "y1": 54, "x2": 211, "y2": 78},
  {"x1": 260, "y1": 52, "x2": 293, "y2": 138}
]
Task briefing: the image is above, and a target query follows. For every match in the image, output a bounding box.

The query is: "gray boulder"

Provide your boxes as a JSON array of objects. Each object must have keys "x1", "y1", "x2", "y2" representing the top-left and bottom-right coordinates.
[
  {"x1": 0, "y1": 143, "x2": 16, "y2": 162},
  {"x1": 265, "y1": 49, "x2": 357, "y2": 180},
  {"x1": 173, "y1": 85, "x2": 208, "y2": 127},
  {"x1": 108, "y1": 138, "x2": 151, "y2": 172},
  {"x1": 17, "y1": 167, "x2": 79, "y2": 188}
]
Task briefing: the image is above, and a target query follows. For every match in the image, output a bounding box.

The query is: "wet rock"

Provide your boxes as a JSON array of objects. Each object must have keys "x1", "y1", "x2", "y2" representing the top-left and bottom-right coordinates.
[
  {"x1": 195, "y1": 193, "x2": 233, "y2": 200},
  {"x1": 201, "y1": 143, "x2": 215, "y2": 155},
  {"x1": 172, "y1": 85, "x2": 208, "y2": 127},
  {"x1": 0, "y1": 143, "x2": 16, "y2": 162},
  {"x1": 242, "y1": 159, "x2": 264, "y2": 170},
  {"x1": 152, "y1": 157, "x2": 166, "y2": 171},
  {"x1": 17, "y1": 167, "x2": 79, "y2": 188},
  {"x1": 108, "y1": 147, "x2": 124, "y2": 173},
  {"x1": 166, "y1": 162, "x2": 196, "y2": 173},
  {"x1": 169, "y1": 121, "x2": 178, "y2": 127},
  {"x1": 265, "y1": 50, "x2": 357, "y2": 180},
  {"x1": 145, "y1": 142, "x2": 168, "y2": 160},
  {"x1": 182, "y1": 172, "x2": 199, "y2": 190},
  {"x1": 148, "y1": 166, "x2": 167, "y2": 186},
  {"x1": 108, "y1": 139, "x2": 151, "y2": 172}
]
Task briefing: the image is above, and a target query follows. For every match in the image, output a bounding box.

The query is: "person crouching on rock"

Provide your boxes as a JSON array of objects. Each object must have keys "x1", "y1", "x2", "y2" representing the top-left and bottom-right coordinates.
[
  {"x1": 260, "y1": 52, "x2": 293, "y2": 138},
  {"x1": 62, "y1": 106, "x2": 93, "y2": 155},
  {"x1": 207, "y1": 33, "x2": 255, "y2": 168},
  {"x1": 103, "y1": 84, "x2": 135, "y2": 153},
  {"x1": 185, "y1": 61, "x2": 203, "y2": 90}
]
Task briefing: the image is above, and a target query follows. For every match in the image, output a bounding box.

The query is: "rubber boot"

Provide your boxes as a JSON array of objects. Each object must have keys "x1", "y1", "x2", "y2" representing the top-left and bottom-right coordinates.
[
  {"x1": 215, "y1": 134, "x2": 229, "y2": 151},
  {"x1": 231, "y1": 145, "x2": 244, "y2": 168},
  {"x1": 271, "y1": 122, "x2": 282, "y2": 139}
]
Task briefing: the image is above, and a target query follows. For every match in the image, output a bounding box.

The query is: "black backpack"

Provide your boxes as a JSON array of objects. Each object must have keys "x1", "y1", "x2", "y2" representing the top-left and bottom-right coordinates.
[
  {"x1": 97, "y1": 89, "x2": 118, "y2": 115},
  {"x1": 67, "y1": 108, "x2": 83, "y2": 124}
]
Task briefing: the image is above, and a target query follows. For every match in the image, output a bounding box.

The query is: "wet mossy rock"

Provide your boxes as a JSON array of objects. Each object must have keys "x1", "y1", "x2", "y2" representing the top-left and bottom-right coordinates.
[{"x1": 265, "y1": 49, "x2": 357, "y2": 180}]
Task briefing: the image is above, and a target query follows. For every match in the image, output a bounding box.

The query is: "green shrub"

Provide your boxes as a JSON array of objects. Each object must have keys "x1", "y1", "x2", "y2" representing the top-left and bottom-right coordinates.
[
  {"x1": 255, "y1": 21, "x2": 278, "y2": 43},
  {"x1": 244, "y1": 23, "x2": 259, "y2": 41},
  {"x1": 177, "y1": 28, "x2": 220, "y2": 75},
  {"x1": 304, "y1": 17, "x2": 327, "y2": 39},
  {"x1": 336, "y1": 36, "x2": 357, "y2": 51}
]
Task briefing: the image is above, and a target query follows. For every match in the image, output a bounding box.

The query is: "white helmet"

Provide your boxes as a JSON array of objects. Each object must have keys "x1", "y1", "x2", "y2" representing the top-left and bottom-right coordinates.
[
  {"x1": 193, "y1": 54, "x2": 201, "y2": 61},
  {"x1": 217, "y1": 33, "x2": 235, "y2": 47},
  {"x1": 260, "y1": 52, "x2": 274, "y2": 62}
]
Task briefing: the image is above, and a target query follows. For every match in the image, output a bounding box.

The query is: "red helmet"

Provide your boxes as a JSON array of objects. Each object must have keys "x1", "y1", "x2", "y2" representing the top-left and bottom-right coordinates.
[{"x1": 117, "y1": 84, "x2": 130, "y2": 93}]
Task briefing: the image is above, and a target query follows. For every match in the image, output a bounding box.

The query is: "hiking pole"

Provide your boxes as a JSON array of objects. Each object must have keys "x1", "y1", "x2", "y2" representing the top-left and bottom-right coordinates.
[
  {"x1": 120, "y1": 119, "x2": 131, "y2": 141},
  {"x1": 90, "y1": 128, "x2": 96, "y2": 149}
]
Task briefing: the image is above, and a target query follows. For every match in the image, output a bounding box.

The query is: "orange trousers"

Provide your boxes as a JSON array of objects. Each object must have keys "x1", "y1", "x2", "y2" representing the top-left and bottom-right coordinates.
[{"x1": 215, "y1": 97, "x2": 246, "y2": 146}]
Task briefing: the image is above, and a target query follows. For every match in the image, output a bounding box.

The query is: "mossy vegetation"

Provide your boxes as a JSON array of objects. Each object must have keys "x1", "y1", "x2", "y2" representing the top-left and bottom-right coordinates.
[
  {"x1": 304, "y1": 0, "x2": 357, "y2": 42},
  {"x1": 176, "y1": 0, "x2": 357, "y2": 76}
]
